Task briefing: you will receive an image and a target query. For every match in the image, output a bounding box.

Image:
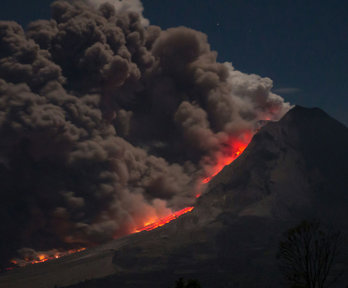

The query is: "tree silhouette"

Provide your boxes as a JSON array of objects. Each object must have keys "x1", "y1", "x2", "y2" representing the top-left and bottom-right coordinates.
[{"x1": 277, "y1": 220, "x2": 341, "y2": 288}]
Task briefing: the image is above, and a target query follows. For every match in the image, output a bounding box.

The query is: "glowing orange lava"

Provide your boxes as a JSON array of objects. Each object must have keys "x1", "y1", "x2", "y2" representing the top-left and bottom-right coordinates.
[
  {"x1": 135, "y1": 206, "x2": 194, "y2": 232},
  {"x1": 202, "y1": 142, "x2": 248, "y2": 184},
  {"x1": 134, "y1": 135, "x2": 251, "y2": 233},
  {"x1": 10, "y1": 248, "x2": 86, "y2": 267}
]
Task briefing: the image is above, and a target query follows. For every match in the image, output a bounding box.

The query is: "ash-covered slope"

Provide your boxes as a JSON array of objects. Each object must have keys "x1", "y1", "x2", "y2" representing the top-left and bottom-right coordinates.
[
  {"x1": 1, "y1": 106, "x2": 348, "y2": 288},
  {"x1": 199, "y1": 105, "x2": 348, "y2": 223}
]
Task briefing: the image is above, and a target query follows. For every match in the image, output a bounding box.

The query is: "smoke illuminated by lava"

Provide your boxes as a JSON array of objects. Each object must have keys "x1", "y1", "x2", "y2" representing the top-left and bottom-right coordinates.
[
  {"x1": 0, "y1": 0, "x2": 290, "y2": 267},
  {"x1": 7, "y1": 129, "x2": 250, "y2": 269},
  {"x1": 134, "y1": 134, "x2": 251, "y2": 233},
  {"x1": 135, "y1": 206, "x2": 194, "y2": 232},
  {"x1": 201, "y1": 134, "x2": 251, "y2": 185},
  {"x1": 9, "y1": 248, "x2": 86, "y2": 268},
  {"x1": 202, "y1": 144, "x2": 247, "y2": 184}
]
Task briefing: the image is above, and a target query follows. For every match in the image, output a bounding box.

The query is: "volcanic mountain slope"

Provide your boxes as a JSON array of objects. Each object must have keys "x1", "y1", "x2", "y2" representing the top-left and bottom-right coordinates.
[
  {"x1": 1, "y1": 106, "x2": 348, "y2": 288},
  {"x1": 200, "y1": 105, "x2": 348, "y2": 223}
]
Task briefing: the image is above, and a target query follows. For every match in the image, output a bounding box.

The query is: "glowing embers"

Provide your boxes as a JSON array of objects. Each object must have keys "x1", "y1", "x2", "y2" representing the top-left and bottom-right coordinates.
[
  {"x1": 10, "y1": 248, "x2": 86, "y2": 267},
  {"x1": 135, "y1": 206, "x2": 194, "y2": 232}
]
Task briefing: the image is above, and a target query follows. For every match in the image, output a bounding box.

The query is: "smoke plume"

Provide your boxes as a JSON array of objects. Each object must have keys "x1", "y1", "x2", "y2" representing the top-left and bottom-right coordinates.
[{"x1": 0, "y1": 0, "x2": 290, "y2": 264}]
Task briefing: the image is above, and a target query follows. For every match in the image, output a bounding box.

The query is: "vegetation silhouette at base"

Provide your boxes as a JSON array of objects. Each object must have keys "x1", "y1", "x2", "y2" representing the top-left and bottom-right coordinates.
[
  {"x1": 277, "y1": 220, "x2": 341, "y2": 288},
  {"x1": 174, "y1": 277, "x2": 201, "y2": 288}
]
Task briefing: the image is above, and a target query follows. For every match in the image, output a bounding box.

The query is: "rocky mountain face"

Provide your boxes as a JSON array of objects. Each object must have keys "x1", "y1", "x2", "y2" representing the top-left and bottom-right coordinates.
[
  {"x1": 199, "y1": 105, "x2": 348, "y2": 224},
  {"x1": 1, "y1": 106, "x2": 348, "y2": 288}
]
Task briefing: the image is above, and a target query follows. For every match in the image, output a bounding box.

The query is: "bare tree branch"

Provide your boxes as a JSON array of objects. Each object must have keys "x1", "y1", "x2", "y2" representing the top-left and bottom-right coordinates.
[{"x1": 277, "y1": 221, "x2": 342, "y2": 288}]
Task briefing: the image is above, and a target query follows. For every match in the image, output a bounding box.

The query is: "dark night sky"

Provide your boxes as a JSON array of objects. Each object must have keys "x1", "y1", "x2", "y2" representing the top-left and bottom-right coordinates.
[{"x1": 1, "y1": 0, "x2": 347, "y2": 125}]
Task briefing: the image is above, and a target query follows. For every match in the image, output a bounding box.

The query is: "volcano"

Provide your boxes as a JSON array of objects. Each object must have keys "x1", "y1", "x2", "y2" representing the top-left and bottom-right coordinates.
[{"x1": 1, "y1": 106, "x2": 348, "y2": 288}]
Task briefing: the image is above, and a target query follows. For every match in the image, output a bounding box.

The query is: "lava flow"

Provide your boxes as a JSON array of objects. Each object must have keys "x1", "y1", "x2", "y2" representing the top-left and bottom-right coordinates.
[
  {"x1": 6, "y1": 136, "x2": 251, "y2": 270},
  {"x1": 135, "y1": 206, "x2": 194, "y2": 232},
  {"x1": 202, "y1": 141, "x2": 249, "y2": 184},
  {"x1": 9, "y1": 248, "x2": 86, "y2": 268},
  {"x1": 135, "y1": 135, "x2": 251, "y2": 233}
]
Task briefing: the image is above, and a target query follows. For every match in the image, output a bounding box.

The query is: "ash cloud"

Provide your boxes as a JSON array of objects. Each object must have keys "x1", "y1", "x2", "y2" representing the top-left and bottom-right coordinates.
[
  {"x1": 87, "y1": 0, "x2": 149, "y2": 26},
  {"x1": 0, "y1": 0, "x2": 290, "y2": 264}
]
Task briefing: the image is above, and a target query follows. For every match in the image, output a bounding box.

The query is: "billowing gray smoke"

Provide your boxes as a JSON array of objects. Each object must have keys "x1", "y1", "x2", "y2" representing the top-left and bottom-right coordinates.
[{"x1": 0, "y1": 0, "x2": 290, "y2": 264}]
